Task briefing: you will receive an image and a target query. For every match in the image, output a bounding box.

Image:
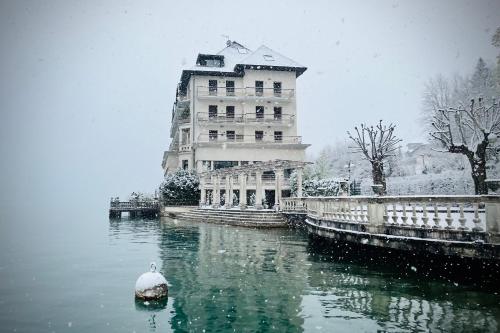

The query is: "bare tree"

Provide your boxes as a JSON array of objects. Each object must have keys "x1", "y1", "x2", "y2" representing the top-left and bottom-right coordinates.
[
  {"x1": 348, "y1": 121, "x2": 402, "y2": 194},
  {"x1": 430, "y1": 98, "x2": 500, "y2": 194}
]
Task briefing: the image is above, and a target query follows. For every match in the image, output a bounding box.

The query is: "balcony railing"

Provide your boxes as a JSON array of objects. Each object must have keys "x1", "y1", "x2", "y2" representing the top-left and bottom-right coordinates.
[
  {"x1": 197, "y1": 134, "x2": 302, "y2": 144},
  {"x1": 197, "y1": 86, "x2": 295, "y2": 100},
  {"x1": 197, "y1": 112, "x2": 294, "y2": 124},
  {"x1": 179, "y1": 144, "x2": 192, "y2": 152},
  {"x1": 197, "y1": 112, "x2": 245, "y2": 123}
]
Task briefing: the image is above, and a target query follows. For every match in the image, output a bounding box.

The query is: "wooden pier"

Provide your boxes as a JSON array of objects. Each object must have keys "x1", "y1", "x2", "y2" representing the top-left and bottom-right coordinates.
[{"x1": 109, "y1": 200, "x2": 161, "y2": 219}]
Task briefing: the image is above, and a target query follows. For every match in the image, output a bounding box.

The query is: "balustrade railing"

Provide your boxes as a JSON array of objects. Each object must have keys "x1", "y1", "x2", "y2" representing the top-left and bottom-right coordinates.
[
  {"x1": 197, "y1": 112, "x2": 294, "y2": 124},
  {"x1": 197, "y1": 133, "x2": 302, "y2": 144},
  {"x1": 110, "y1": 200, "x2": 160, "y2": 210},
  {"x1": 197, "y1": 86, "x2": 295, "y2": 99},
  {"x1": 281, "y1": 196, "x2": 500, "y2": 240}
]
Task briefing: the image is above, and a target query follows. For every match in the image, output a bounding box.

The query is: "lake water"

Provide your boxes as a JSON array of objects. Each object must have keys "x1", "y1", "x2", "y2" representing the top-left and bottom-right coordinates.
[{"x1": 1, "y1": 207, "x2": 499, "y2": 332}]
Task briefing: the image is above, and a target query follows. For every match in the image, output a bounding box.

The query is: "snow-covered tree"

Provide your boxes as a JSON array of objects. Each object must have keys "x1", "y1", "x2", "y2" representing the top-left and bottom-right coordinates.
[
  {"x1": 311, "y1": 149, "x2": 333, "y2": 179},
  {"x1": 430, "y1": 98, "x2": 500, "y2": 194},
  {"x1": 348, "y1": 121, "x2": 402, "y2": 195},
  {"x1": 289, "y1": 171, "x2": 341, "y2": 197},
  {"x1": 491, "y1": 27, "x2": 500, "y2": 87},
  {"x1": 159, "y1": 169, "x2": 200, "y2": 205}
]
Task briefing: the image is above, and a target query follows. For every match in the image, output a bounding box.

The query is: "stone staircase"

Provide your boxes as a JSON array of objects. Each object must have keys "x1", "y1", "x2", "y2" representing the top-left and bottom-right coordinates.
[{"x1": 177, "y1": 208, "x2": 288, "y2": 228}]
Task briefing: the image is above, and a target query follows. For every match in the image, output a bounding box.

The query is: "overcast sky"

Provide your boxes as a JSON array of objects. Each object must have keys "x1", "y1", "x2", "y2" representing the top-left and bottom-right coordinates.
[{"x1": 1, "y1": 0, "x2": 499, "y2": 207}]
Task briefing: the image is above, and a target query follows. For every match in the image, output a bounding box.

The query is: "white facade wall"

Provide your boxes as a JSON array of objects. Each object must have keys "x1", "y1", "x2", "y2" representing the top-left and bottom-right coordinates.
[{"x1": 165, "y1": 69, "x2": 308, "y2": 173}]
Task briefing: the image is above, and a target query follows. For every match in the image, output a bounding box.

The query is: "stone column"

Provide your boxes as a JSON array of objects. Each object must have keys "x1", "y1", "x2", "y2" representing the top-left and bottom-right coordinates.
[
  {"x1": 486, "y1": 200, "x2": 500, "y2": 243},
  {"x1": 239, "y1": 172, "x2": 247, "y2": 209},
  {"x1": 212, "y1": 175, "x2": 220, "y2": 208},
  {"x1": 274, "y1": 169, "x2": 283, "y2": 210},
  {"x1": 255, "y1": 170, "x2": 263, "y2": 209},
  {"x1": 366, "y1": 198, "x2": 385, "y2": 233},
  {"x1": 224, "y1": 175, "x2": 231, "y2": 209},
  {"x1": 296, "y1": 167, "x2": 303, "y2": 197},
  {"x1": 228, "y1": 175, "x2": 234, "y2": 208},
  {"x1": 196, "y1": 160, "x2": 203, "y2": 173},
  {"x1": 199, "y1": 176, "x2": 206, "y2": 207}
]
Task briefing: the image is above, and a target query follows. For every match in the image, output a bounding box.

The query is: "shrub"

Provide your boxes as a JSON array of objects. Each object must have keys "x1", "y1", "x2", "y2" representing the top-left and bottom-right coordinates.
[{"x1": 159, "y1": 169, "x2": 200, "y2": 205}]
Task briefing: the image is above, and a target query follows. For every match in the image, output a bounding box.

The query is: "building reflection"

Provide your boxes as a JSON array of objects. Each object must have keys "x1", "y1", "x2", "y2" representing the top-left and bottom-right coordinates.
[
  {"x1": 304, "y1": 247, "x2": 500, "y2": 332},
  {"x1": 157, "y1": 218, "x2": 310, "y2": 332}
]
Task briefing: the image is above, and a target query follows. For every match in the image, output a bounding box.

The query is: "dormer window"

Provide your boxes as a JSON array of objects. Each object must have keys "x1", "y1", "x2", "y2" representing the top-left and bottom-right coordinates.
[
  {"x1": 196, "y1": 54, "x2": 225, "y2": 67},
  {"x1": 263, "y1": 54, "x2": 275, "y2": 61}
]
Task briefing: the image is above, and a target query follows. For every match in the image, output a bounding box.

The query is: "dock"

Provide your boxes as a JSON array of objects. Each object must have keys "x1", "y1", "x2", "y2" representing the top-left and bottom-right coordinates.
[{"x1": 109, "y1": 199, "x2": 160, "y2": 219}]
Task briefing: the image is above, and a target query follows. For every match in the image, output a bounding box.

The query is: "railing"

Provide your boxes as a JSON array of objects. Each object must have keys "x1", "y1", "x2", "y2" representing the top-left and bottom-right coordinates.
[
  {"x1": 245, "y1": 113, "x2": 295, "y2": 124},
  {"x1": 110, "y1": 200, "x2": 160, "y2": 210},
  {"x1": 197, "y1": 86, "x2": 295, "y2": 99},
  {"x1": 281, "y1": 196, "x2": 500, "y2": 241},
  {"x1": 197, "y1": 134, "x2": 302, "y2": 144},
  {"x1": 197, "y1": 112, "x2": 294, "y2": 124},
  {"x1": 176, "y1": 95, "x2": 189, "y2": 103},
  {"x1": 197, "y1": 112, "x2": 245, "y2": 123},
  {"x1": 179, "y1": 144, "x2": 192, "y2": 152}
]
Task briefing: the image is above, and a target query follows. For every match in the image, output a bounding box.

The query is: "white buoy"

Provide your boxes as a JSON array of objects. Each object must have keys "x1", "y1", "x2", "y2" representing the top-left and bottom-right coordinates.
[{"x1": 135, "y1": 262, "x2": 168, "y2": 300}]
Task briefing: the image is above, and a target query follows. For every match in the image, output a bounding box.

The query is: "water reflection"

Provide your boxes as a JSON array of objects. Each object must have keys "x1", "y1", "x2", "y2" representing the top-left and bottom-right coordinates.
[
  {"x1": 108, "y1": 217, "x2": 500, "y2": 332},
  {"x1": 304, "y1": 252, "x2": 500, "y2": 332},
  {"x1": 157, "y1": 218, "x2": 309, "y2": 332}
]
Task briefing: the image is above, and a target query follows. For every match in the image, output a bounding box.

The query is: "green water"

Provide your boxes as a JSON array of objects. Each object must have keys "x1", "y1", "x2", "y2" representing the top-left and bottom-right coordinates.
[{"x1": 1, "y1": 210, "x2": 499, "y2": 332}]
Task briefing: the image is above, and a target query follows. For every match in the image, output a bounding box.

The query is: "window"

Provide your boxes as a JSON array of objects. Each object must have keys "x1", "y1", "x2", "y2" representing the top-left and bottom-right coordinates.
[
  {"x1": 255, "y1": 80, "x2": 264, "y2": 96},
  {"x1": 197, "y1": 55, "x2": 224, "y2": 67},
  {"x1": 256, "y1": 106, "x2": 264, "y2": 119},
  {"x1": 205, "y1": 59, "x2": 222, "y2": 67},
  {"x1": 202, "y1": 160, "x2": 212, "y2": 171},
  {"x1": 226, "y1": 80, "x2": 235, "y2": 96},
  {"x1": 273, "y1": 82, "x2": 282, "y2": 97},
  {"x1": 274, "y1": 107, "x2": 282, "y2": 120},
  {"x1": 274, "y1": 131, "x2": 283, "y2": 142},
  {"x1": 209, "y1": 105, "x2": 217, "y2": 119},
  {"x1": 182, "y1": 160, "x2": 189, "y2": 170},
  {"x1": 226, "y1": 106, "x2": 235, "y2": 119},
  {"x1": 226, "y1": 130, "x2": 235, "y2": 141},
  {"x1": 255, "y1": 131, "x2": 264, "y2": 141},
  {"x1": 209, "y1": 130, "x2": 218, "y2": 141},
  {"x1": 214, "y1": 161, "x2": 238, "y2": 169},
  {"x1": 181, "y1": 128, "x2": 190, "y2": 145},
  {"x1": 209, "y1": 80, "x2": 217, "y2": 96}
]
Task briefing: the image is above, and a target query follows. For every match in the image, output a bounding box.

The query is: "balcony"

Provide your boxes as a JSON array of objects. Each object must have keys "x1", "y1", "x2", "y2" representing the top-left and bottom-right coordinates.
[
  {"x1": 197, "y1": 112, "x2": 245, "y2": 123},
  {"x1": 179, "y1": 144, "x2": 192, "y2": 152},
  {"x1": 170, "y1": 103, "x2": 191, "y2": 135},
  {"x1": 197, "y1": 112, "x2": 294, "y2": 125},
  {"x1": 196, "y1": 86, "x2": 295, "y2": 101},
  {"x1": 197, "y1": 133, "x2": 302, "y2": 145}
]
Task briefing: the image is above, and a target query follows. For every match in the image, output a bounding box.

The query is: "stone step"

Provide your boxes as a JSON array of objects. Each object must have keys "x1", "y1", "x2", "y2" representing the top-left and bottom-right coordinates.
[
  {"x1": 189, "y1": 209, "x2": 282, "y2": 216},
  {"x1": 193, "y1": 209, "x2": 279, "y2": 215},
  {"x1": 178, "y1": 216, "x2": 285, "y2": 228},
  {"x1": 182, "y1": 212, "x2": 284, "y2": 220},
  {"x1": 176, "y1": 209, "x2": 287, "y2": 227},
  {"x1": 179, "y1": 214, "x2": 285, "y2": 223}
]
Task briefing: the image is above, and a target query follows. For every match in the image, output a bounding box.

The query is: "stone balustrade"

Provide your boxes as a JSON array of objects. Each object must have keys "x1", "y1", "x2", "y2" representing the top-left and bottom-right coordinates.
[{"x1": 281, "y1": 195, "x2": 500, "y2": 243}]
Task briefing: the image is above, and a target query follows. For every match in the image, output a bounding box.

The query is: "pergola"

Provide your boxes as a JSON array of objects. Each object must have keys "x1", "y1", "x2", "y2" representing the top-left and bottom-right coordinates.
[{"x1": 199, "y1": 159, "x2": 311, "y2": 210}]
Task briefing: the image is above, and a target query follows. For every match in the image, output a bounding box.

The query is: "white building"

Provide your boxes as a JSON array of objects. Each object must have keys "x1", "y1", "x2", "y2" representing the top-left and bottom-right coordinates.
[{"x1": 162, "y1": 41, "x2": 310, "y2": 175}]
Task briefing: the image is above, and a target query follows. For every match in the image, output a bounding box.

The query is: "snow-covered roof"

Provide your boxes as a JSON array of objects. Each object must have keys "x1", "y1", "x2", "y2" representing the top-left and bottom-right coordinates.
[
  {"x1": 237, "y1": 45, "x2": 305, "y2": 69},
  {"x1": 178, "y1": 41, "x2": 307, "y2": 93}
]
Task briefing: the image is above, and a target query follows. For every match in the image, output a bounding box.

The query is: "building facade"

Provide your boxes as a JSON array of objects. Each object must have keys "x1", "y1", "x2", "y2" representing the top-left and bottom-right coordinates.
[{"x1": 162, "y1": 41, "x2": 310, "y2": 175}]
